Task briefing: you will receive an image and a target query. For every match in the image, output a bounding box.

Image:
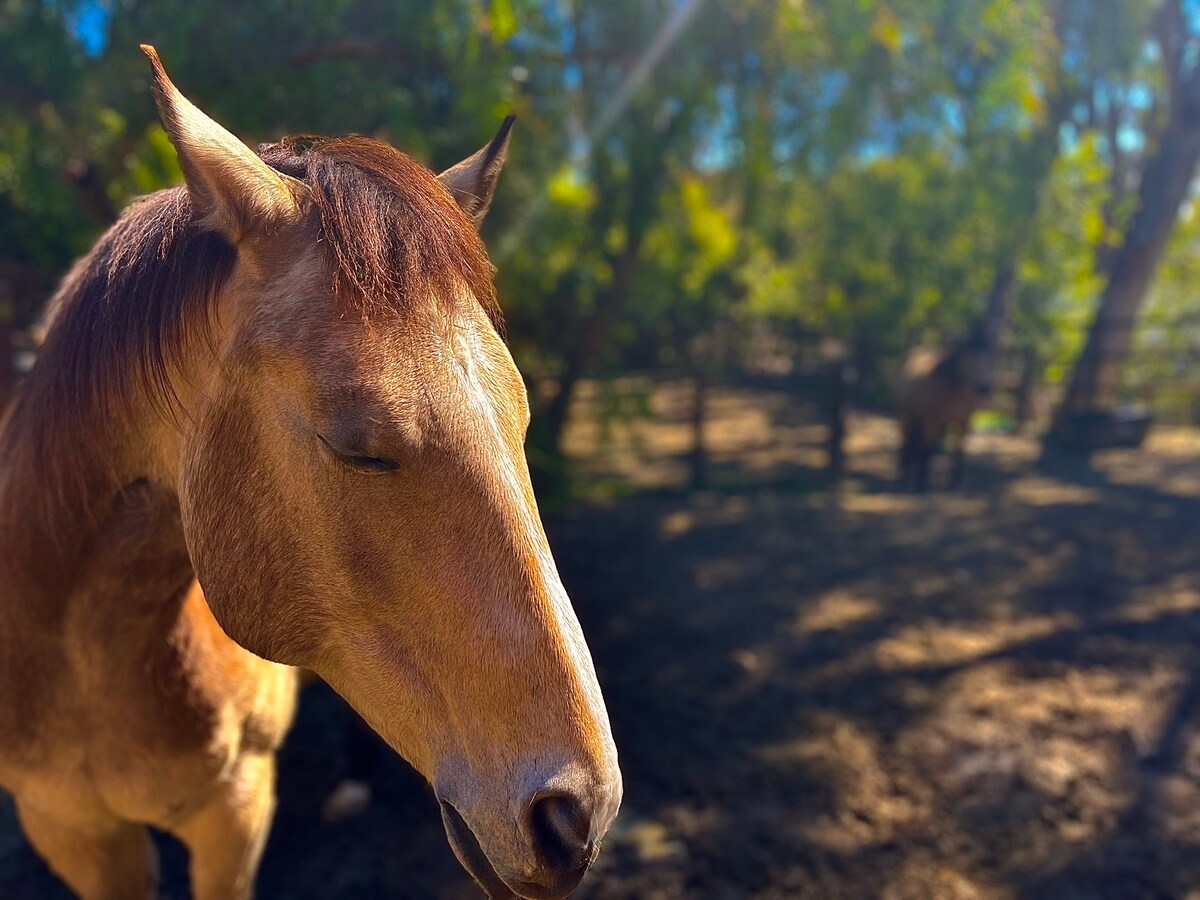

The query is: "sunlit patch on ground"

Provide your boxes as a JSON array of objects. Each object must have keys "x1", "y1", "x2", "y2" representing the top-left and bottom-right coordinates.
[
  {"x1": 868, "y1": 615, "x2": 1081, "y2": 672},
  {"x1": 1120, "y1": 575, "x2": 1200, "y2": 623},
  {"x1": 1004, "y1": 478, "x2": 1103, "y2": 506},
  {"x1": 793, "y1": 588, "x2": 882, "y2": 635}
]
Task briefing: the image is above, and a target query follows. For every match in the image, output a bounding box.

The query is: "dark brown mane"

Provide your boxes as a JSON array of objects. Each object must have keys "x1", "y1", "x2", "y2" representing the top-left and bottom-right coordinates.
[
  {"x1": 931, "y1": 345, "x2": 968, "y2": 384},
  {"x1": 930, "y1": 330, "x2": 987, "y2": 385},
  {"x1": 260, "y1": 136, "x2": 499, "y2": 328},
  {"x1": 1, "y1": 135, "x2": 500, "y2": 547}
]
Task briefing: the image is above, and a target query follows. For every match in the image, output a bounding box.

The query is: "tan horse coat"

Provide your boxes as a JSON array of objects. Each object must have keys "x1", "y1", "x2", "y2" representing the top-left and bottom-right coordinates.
[{"x1": 0, "y1": 47, "x2": 619, "y2": 900}]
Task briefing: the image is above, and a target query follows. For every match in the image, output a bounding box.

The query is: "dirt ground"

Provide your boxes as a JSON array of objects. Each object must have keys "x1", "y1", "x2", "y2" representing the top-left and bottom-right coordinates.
[{"x1": 5, "y1": 379, "x2": 1200, "y2": 899}]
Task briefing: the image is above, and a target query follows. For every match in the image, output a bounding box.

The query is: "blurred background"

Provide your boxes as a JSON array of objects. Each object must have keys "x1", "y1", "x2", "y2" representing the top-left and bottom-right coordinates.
[{"x1": 5, "y1": 0, "x2": 1200, "y2": 896}]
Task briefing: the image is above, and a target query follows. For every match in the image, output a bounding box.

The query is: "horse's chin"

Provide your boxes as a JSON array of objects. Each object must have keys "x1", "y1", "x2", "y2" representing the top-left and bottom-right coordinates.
[{"x1": 439, "y1": 800, "x2": 520, "y2": 900}]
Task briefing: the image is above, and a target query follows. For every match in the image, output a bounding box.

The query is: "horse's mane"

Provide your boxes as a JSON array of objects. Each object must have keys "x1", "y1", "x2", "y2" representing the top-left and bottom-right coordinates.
[
  {"x1": 930, "y1": 344, "x2": 969, "y2": 383},
  {"x1": 929, "y1": 329, "x2": 988, "y2": 384},
  {"x1": 1, "y1": 135, "x2": 500, "y2": 546}
]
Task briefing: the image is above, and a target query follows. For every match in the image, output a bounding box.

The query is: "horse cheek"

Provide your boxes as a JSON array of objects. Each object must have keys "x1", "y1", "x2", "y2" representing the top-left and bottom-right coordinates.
[{"x1": 178, "y1": 398, "x2": 326, "y2": 666}]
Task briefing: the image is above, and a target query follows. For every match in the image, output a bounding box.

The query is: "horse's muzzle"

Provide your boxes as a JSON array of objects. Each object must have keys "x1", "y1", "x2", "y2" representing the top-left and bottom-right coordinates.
[
  {"x1": 440, "y1": 801, "x2": 521, "y2": 899},
  {"x1": 439, "y1": 787, "x2": 602, "y2": 899}
]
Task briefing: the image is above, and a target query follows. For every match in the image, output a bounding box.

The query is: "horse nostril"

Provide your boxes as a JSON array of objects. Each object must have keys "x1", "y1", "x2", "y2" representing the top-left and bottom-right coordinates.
[{"x1": 526, "y1": 792, "x2": 593, "y2": 875}]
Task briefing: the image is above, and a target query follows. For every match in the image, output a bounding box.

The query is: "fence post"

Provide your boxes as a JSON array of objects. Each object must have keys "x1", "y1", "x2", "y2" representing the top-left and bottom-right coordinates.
[{"x1": 822, "y1": 339, "x2": 855, "y2": 484}]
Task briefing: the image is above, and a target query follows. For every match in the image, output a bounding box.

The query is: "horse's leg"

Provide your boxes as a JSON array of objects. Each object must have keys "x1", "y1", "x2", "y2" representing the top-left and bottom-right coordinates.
[
  {"x1": 913, "y1": 432, "x2": 930, "y2": 493},
  {"x1": 948, "y1": 423, "x2": 967, "y2": 489},
  {"x1": 172, "y1": 751, "x2": 277, "y2": 900},
  {"x1": 15, "y1": 801, "x2": 157, "y2": 900},
  {"x1": 899, "y1": 420, "x2": 917, "y2": 488}
]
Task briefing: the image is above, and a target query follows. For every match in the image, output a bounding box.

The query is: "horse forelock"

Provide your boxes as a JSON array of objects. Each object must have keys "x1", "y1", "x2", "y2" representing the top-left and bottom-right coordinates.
[{"x1": 260, "y1": 136, "x2": 502, "y2": 333}]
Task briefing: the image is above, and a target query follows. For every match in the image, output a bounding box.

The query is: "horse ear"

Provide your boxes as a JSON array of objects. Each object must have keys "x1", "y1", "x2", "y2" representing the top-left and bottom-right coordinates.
[
  {"x1": 141, "y1": 45, "x2": 309, "y2": 241},
  {"x1": 437, "y1": 114, "x2": 515, "y2": 225}
]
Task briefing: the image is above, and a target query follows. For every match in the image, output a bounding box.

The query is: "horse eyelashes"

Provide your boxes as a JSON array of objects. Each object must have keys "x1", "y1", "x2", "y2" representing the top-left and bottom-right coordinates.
[{"x1": 317, "y1": 433, "x2": 400, "y2": 473}]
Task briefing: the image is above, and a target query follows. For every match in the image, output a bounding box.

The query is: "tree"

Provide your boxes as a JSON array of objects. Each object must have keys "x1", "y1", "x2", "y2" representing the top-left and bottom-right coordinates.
[
  {"x1": 7, "y1": 0, "x2": 1200, "y2": 487},
  {"x1": 1054, "y1": 0, "x2": 1200, "y2": 429}
]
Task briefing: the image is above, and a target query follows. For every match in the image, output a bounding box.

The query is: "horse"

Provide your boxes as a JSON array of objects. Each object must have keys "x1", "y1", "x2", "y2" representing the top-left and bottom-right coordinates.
[
  {"x1": 895, "y1": 332, "x2": 991, "y2": 491},
  {"x1": 0, "y1": 46, "x2": 620, "y2": 900}
]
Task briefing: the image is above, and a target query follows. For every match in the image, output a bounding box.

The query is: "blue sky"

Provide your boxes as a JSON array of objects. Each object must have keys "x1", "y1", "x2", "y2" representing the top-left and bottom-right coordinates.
[{"x1": 67, "y1": 0, "x2": 109, "y2": 56}]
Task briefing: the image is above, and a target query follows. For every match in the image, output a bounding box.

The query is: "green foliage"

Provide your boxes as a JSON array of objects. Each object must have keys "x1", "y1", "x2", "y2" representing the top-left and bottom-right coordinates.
[
  {"x1": 1011, "y1": 136, "x2": 1114, "y2": 385},
  {"x1": 1131, "y1": 197, "x2": 1200, "y2": 418},
  {"x1": 0, "y1": 0, "x2": 1191, "y2": 442}
]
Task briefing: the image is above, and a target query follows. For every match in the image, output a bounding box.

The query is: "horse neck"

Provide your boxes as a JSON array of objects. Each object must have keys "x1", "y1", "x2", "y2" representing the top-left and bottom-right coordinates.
[
  {"x1": 937, "y1": 342, "x2": 975, "y2": 381},
  {"x1": 0, "y1": 352, "x2": 189, "y2": 614}
]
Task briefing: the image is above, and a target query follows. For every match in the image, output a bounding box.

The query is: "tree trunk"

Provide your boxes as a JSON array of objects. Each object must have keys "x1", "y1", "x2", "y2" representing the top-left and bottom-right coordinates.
[
  {"x1": 535, "y1": 100, "x2": 688, "y2": 458},
  {"x1": 975, "y1": 87, "x2": 1070, "y2": 386},
  {"x1": 976, "y1": 256, "x2": 1016, "y2": 389},
  {"x1": 1056, "y1": 121, "x2": 1200, "y2": 420},
  {"x1": 1053, "y1": 0, "x2": 1200, "y2": 424},
  {"x1": 541, "y1": 354, "x2": 585, "y2": 461},
  {"x1": 0, "y1": 280, "x2": 14, "y2": 411},
  {"x1": 541, "y1": 244, "x2": 643, "y2": 453},
  {"x1": 688, "y1": 367, "x2": 708, "y2": 491},
  {"x1": 826, "y1": 357, "x2": 850, "y2": 484},
  {"x1": 1014, "y1": 344, "x2": 1037, "y2": 430}
]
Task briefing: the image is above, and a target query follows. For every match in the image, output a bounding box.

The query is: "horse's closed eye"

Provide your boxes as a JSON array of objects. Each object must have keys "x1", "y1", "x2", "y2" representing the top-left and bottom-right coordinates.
[
  {"x1": 342, "y1": 454, "x2": 400, "y2": 473},
  {"x1": 317, "y1": 434, "x2": 400, "y2": 473}
]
